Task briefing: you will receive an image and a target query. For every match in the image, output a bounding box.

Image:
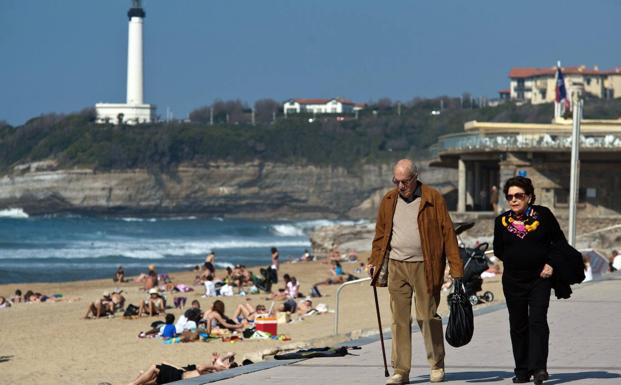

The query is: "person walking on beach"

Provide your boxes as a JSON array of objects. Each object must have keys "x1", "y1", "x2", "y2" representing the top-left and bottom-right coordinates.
[
  {"x1": 368, "y1": 159, "x2": 463, "y2": 384},
  {"x1": 493, "y1": 176, "x2": 570, "y2": 385}
]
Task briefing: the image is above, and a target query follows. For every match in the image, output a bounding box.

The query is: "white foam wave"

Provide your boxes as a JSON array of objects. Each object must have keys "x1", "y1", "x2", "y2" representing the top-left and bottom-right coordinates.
[
  {"x1": 119, "y1": 216, "x2": 198, "y2": 222},
  {"x1": 120, "y1": 217, "x2": 157, "y2": 222},
  {"x1": 0, "y1": 208, "x2": 29, "y2": 218},
  {"x1": 271, "y1": 224, "x2": 305, "y2": 237},
  {"x1": 270, "y1": 219, "x2": 370, "y2": 237},
  {"x1": 0, "y1": 238, "x2": 310, "y2": 260}
]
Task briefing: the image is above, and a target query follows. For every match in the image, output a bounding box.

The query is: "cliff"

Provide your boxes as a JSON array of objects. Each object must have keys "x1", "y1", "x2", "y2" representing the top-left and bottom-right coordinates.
[{"x1": 0, "y1": 160, "x2": 457, "y2": 218}]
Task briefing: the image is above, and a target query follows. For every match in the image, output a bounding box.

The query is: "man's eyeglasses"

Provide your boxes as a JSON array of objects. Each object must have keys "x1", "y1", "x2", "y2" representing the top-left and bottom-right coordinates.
[
  {"x1": 392, "y1": 175, "x2": 416, "y2": 186},
  {"x1": 505, "y1": 193, "x2": 527, "y2": 201}
]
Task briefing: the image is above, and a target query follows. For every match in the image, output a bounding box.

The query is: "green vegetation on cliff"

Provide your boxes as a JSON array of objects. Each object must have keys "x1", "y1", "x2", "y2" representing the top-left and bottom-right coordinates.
[{"x1": 1, "y1": 98, "x2": 619, "y2": 172}]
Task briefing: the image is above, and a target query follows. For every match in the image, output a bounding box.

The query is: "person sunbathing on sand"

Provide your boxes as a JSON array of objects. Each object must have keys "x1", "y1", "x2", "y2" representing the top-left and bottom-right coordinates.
[
  {"x1": 126, "y1": 353, "x2": 236, "y2": 385},
  {"x1": 84, "y1": 292, "x2": 114, "y2": 319},
  {"x1": 111, "y1": 289, "x2": 126, "y2": 312},
  {"x1": 9, "y1": 289, "x2": 23, "y2": 304},
  {"x1": 313, "y1": 260, "x2": 347, "y2": 287},
  {"x1": 138, "y1": 288, "x2": 165, "y2": 317},
  {"x1": 203, "y1": 300, "x2": 246, "y2": 334},
  {"x1": 114, "y1": 265, "x2": 126, "y2": 282},
  {"x1": 233, "y1": 303, "x2": 269, "y2": 323},
  {"x1": 0, "y1": 296, "x2": 11, "y2": 308}
]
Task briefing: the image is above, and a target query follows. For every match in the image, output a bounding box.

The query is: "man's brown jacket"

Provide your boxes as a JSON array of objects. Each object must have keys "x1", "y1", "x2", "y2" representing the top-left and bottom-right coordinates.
[{"x1": 369, "y1": 183, "x2": 464, "y2": 292}]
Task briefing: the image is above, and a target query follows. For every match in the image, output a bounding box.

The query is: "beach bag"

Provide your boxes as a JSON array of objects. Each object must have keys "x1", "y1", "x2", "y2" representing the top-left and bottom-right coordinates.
[
  {"x1": 445, "y1": 280, "x2": 474, "y2": 347},
  {"x1": 123, "y1": 304, "x2": 139, "y2": 317}
]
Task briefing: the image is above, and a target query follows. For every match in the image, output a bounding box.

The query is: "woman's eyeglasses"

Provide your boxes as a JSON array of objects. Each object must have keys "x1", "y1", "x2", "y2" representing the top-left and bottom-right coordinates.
[{"x1": 505, "y1": 193, "x2": 527, "y2": 201}]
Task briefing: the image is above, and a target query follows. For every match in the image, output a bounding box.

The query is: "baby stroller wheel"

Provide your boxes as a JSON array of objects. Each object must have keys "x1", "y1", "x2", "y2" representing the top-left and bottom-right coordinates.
[
  {"x1": 483, "y1": 291, "x2": 494, "y2": 303},
  {"x1": 468, "y1": 294, "x2": 479, "y2": 306}
]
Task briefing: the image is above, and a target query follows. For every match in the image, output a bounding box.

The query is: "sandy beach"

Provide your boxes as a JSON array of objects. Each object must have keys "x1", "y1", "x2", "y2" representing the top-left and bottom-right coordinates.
[{"x1": 0, "y1": 256, "x2": 503, "y2": 385}]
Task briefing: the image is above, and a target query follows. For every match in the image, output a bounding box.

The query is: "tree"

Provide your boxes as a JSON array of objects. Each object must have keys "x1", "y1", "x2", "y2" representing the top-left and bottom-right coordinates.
[{"x1": 254, "y1": 98, "x2": 280, "y2": 124}]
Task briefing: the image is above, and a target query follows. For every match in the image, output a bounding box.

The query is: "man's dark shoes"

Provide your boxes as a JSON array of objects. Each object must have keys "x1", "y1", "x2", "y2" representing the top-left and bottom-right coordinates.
[{"x1": 533, "y1": 370, "x2": 549, "y2": 385}]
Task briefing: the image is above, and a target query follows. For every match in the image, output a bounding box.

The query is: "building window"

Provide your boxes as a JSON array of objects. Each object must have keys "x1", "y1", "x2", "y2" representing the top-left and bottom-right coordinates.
[
  {"x1": 554, "y1": 188, "x2": 587, "y2": 206},
  {"x1": 585, "y1": 77, "x2": 591, "y2": 86}
]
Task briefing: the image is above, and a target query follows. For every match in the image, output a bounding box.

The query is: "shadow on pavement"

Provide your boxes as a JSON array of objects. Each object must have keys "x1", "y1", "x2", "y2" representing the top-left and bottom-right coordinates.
[
  {"x1": 0, "y1": 355, "x2": 14, "y2": 363},
  {"x1": 546, "y1": 371, "x2": 621, "y2": 384},
  {"x1": 407, "y1": 370, "x2": 621, "y2": 384},
  {"x1": 409, "y1": 370, "x2": 514, "y2": 383}
]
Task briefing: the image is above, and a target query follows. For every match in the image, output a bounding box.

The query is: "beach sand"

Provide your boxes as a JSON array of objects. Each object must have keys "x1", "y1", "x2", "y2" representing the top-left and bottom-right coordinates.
[{"x1": 0, "y1": 256, "x2": 503, "y2": 385}]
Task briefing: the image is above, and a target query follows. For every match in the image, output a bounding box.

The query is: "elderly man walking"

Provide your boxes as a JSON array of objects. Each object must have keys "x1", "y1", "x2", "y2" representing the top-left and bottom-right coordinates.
[{"x1": 368, "y1": 159, "x2": 464, "y2": 384}]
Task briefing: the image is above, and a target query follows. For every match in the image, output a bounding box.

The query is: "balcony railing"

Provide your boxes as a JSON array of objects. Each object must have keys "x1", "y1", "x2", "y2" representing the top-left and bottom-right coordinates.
[{"x1": 434, "y1": 132, "x2": 621, "y2": 155}]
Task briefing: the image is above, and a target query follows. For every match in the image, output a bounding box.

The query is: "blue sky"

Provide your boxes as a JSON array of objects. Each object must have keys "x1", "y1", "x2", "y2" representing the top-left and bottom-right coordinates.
[{"x1": 1, "y1": 0, "x2": 620, "y2": 125}]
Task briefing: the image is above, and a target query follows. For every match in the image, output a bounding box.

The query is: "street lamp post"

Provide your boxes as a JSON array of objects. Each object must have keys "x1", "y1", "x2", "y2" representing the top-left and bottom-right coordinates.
[{"x1": 568, "y1": 89, "x2": 583, "y2": 246}]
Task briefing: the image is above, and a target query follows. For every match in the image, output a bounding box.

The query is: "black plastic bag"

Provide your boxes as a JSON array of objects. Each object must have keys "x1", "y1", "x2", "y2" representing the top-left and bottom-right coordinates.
[{"x1": 445, "y1": 280, "x2": 474, "y2": 347}]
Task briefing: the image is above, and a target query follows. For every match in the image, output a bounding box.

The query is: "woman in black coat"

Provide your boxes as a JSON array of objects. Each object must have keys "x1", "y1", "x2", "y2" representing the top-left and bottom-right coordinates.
[{"x1": 493, "y1": 176, "x2": 565, "y2": 385}]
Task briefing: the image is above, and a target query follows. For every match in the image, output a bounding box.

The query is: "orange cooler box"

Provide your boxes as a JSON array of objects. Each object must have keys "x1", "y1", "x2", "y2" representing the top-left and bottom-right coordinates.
[{"x1": 255, "y1": 317, "x2": 278, "y2": 336}]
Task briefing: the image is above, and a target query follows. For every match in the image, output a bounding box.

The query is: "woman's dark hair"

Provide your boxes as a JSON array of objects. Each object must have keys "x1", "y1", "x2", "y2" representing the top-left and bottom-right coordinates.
[
  {"x1": 283, "y1": 273, "x2": 291, "y2": 282},
  {"x1": 212, "y1": 300, "x2": 225, "y2": 316},
  {"x1": 24, "y1": 290, "x2": 33, "y2": 300},
  {"x1": 271, "y1": 247, "x2": 278, "y2": 253},
  {"x1": 15, "y1": 289, "x2": 22, "y2": 296},
  {"x1": 503, "y1": 176, "x2": 536, "y2": 204}
]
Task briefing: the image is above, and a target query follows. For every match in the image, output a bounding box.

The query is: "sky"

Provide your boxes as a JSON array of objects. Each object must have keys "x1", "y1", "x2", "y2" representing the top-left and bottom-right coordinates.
[{"x1": 1, "y1": 0, "x2": 620, "y2": 125}]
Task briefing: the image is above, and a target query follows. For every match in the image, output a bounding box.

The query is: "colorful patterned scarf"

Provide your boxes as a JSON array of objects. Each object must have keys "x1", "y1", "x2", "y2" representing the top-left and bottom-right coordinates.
[{"x1": 501, "y1": 206, "x2": 540, "y2": 239}]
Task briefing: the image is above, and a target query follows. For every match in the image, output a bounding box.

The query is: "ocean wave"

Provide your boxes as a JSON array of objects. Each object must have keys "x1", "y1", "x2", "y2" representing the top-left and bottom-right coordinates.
[
  {"x1": 270, "y1": 219, "x2": 370, "y2": 236},
  {"x1": 120, "y1": 217, "x2": 157, "y2": 222},
  {"x1": 271, "y1": 224, "x2": 306, "y2": 237},
  {"x1": 0, "y1": 208, "x2": 29, "y2": 218},
  {"x1": 0, "y1": 238, "x2": 310, "y2": 260},
  {"x1": 120, "y1": 216, "x2": 198, "y2": 222}
]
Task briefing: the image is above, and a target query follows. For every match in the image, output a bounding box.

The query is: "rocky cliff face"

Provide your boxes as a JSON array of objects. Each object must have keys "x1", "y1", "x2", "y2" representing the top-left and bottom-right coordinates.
[{"x1": 0, "y1": 160, "x2": 457, "y2": 218}]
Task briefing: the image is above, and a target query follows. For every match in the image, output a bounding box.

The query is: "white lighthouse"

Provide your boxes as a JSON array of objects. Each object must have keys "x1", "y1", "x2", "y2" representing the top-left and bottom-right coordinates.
[{"x1": 96, "y1": 0, "x2": 156, "y2": 125}]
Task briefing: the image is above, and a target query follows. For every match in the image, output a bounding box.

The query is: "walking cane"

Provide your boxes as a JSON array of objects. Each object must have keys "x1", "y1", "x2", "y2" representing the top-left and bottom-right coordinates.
[{"x1": 371, "y1": 268, "x2": 390, "y2": 377}]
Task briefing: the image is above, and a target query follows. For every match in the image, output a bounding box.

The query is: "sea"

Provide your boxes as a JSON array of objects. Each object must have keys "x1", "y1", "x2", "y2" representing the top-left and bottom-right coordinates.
[{"x1": 0, "y1": 208, "x2": 363, "y2": 285}]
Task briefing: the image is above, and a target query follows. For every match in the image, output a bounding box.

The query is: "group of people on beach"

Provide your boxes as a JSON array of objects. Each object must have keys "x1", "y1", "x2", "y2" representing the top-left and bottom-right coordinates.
[{"x1": 0, "y1": 288, "x2": 80, "y2": 308}]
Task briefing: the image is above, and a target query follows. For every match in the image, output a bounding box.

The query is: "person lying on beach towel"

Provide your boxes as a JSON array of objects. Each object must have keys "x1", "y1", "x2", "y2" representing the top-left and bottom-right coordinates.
[
  {"x1": 0, "y1": 296, "x2": 11, "y2": 308},
  {"x1": 138, "y1": 288, "x2": 165, "y2": 317},
  {"x1": 203, "y1": 300, "x2": 247, "y2": 334},
  {"x1": 126, "y1": 353, "x2": 236, "y2": 385},
  {"x1": 139, "y1": 313, "x2": 177, "y2": 339},
  {"x1": 232, "y1": 303, "x2": 269, "y2": 323}
]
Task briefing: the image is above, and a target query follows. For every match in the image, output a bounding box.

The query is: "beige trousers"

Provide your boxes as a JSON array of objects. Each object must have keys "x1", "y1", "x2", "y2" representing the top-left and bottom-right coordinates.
[{"x1": 388, "y1": 259, "x2": 444, "y2": 376}]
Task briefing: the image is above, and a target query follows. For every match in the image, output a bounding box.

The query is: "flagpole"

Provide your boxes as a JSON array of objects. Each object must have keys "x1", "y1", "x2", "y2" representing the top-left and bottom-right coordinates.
[
  {"x1": 568, "y1": 89, "x2": 582, "y2": 246},
  {"x1": 554, "y1": 61, "x2": 561, "y2": 120}
]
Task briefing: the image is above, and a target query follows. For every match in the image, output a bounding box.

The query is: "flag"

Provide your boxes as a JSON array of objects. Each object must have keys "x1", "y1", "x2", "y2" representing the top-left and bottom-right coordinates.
[{"x1": 555, "y1": 66, "x2": 571, "y2": 113}]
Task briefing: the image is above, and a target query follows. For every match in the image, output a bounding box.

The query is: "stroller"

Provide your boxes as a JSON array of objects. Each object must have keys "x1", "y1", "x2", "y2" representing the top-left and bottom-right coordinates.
[{"x1": 448, "y1": 222, "x2": 495, "y2": 306}]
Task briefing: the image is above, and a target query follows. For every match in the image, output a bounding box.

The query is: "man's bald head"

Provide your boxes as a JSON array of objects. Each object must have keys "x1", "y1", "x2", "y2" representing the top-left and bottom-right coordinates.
[
  {"x1": 393, "y1": 159, "x2": 418, "y2": 178},
  {"x1": 393, "y1": 159, "x2": 419, "y2": 200}
]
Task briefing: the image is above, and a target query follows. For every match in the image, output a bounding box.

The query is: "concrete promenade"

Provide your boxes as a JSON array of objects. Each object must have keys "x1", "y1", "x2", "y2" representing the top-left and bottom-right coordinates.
[{"x1": 178, "y1": 273, "x2": 621, "y2": 385}]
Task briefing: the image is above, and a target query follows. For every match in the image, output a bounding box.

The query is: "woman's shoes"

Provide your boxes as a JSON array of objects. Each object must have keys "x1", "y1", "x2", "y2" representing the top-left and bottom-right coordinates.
[
  {"x1": 533, "y1": 370, "x2": 549, "y2": 385},
  {"x1": 511, "y1": 375, "x2": 530, "y2": 384}
]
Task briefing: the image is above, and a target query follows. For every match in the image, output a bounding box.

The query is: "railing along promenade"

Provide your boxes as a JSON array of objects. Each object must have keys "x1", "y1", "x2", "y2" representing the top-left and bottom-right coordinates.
[{"x1": 434, "y1": 132, "x2": 621, "y2": 155}]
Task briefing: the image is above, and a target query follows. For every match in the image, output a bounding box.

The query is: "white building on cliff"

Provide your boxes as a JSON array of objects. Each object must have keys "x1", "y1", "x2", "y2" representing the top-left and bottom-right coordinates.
[{"x1": 95, "y1": 0, "x2": 156, "y2": 125}]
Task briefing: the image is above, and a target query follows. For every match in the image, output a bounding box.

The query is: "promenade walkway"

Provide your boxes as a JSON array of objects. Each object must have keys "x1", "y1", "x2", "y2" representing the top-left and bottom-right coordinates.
[{"x1": 178, "y1": 273, "x2": 621, "y2": 385}]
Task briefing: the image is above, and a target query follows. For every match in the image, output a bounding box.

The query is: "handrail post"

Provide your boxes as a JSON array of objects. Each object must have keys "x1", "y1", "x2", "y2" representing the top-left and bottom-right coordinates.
[{"x1": 334, "y1": 277, "x2": 371, "y2": 335}]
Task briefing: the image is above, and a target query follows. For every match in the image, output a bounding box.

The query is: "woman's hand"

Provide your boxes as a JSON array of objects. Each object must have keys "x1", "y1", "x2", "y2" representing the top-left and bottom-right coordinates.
[{"x1": 540, "y1": 264, "x2": 553, "y2": 279}]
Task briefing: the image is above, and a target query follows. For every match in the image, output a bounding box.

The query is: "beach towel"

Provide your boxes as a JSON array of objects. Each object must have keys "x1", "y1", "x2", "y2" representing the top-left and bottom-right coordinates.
[{"x1": 274, "y1": 346, "x2": 360, "y2": 360}]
